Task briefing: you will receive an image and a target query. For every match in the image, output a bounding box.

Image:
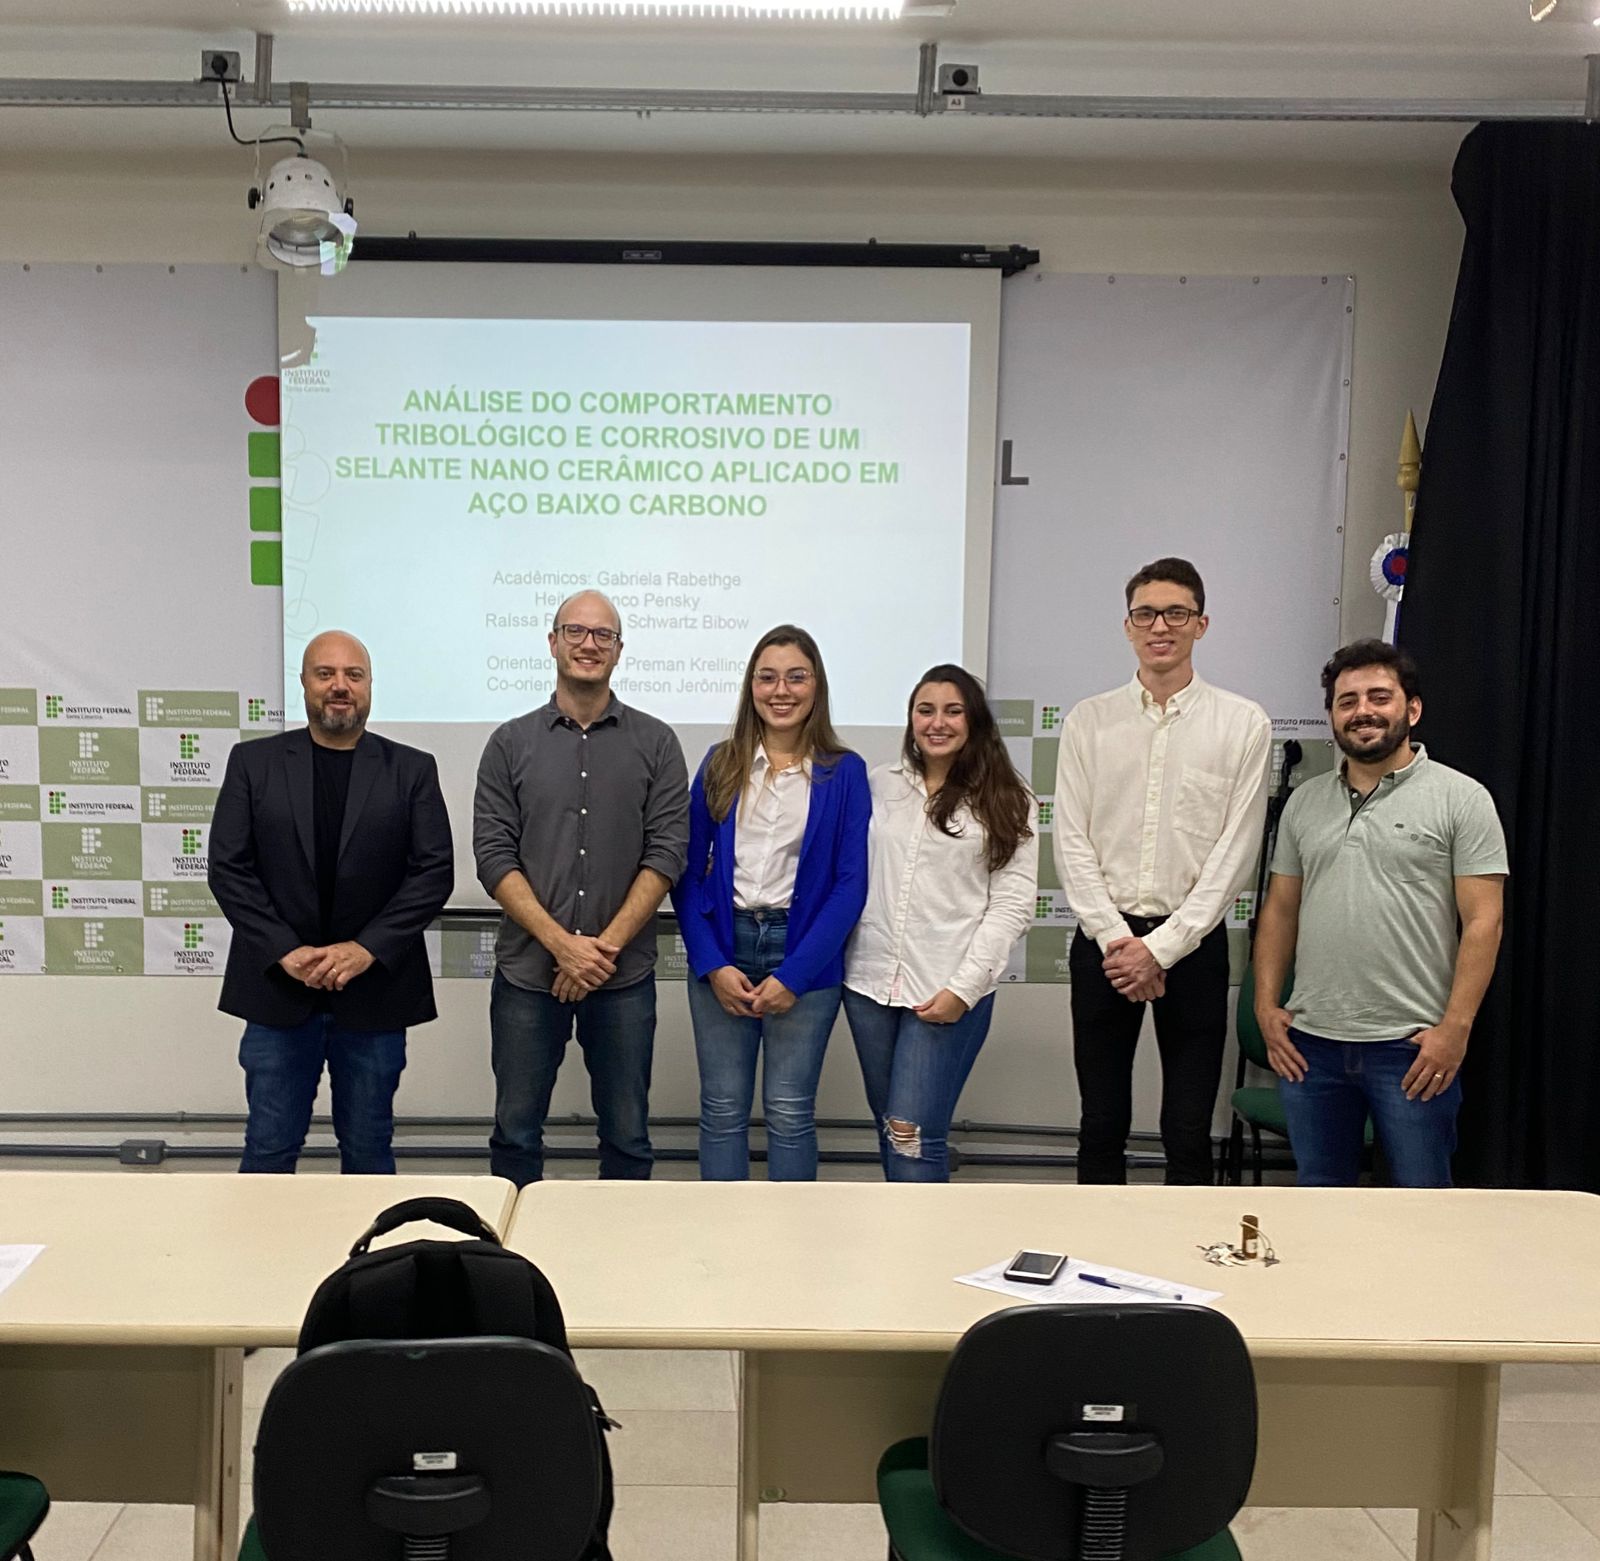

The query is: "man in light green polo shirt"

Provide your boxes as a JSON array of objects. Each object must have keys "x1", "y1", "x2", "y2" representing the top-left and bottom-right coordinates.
[{"x1": 1254, "y1": 639, "x2": 1507, "y2": 1186}]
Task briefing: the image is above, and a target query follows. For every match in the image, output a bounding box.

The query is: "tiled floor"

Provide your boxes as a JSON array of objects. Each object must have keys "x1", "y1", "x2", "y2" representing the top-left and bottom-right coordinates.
[{"x1": 24, "y1": 1357, "x2": 1600, "y2": 1559}]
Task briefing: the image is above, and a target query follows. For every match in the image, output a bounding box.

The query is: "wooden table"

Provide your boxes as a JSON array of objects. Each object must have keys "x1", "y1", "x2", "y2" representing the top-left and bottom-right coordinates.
[
  {"x1": 0, "y1": 1172, "x2": 517, "y2": 1561},
  {"x1": 505, "y1": 1181, "x2": 1600, "y2": 1561}
]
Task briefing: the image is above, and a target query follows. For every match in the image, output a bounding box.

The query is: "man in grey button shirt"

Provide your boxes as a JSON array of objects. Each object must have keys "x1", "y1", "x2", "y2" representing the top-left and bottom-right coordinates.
[
  {"x1": 1254, "y1": 640, "x2": 1507, "y2": 1187},
  {"x1": 473, "y1": 589, "x2": 689, "y2": 1186}
]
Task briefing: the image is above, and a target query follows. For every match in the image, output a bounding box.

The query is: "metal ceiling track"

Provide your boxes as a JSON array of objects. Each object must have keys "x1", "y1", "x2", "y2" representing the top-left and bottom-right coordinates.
[{"x1": 1, "y1": 38, "x2": 1597, "y2": 123}]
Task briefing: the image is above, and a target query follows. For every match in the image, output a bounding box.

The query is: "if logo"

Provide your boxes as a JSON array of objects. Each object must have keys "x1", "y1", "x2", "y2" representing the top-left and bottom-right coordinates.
[
  {"x1": 183, "y1": 922, "x2": 205, "y2": 950},
  {"x1": 83, "y1": 921, "x2": 105, "y2": 949},
  {"x1": 149, "y1": 886, "x2": 169, "y2": 911},
  {"x1": 144, "y1": 696, "x2": 164, "y2": 722},
  {"x1": 247, "y1": 698, "x2": 267, "y2": 723},
  {"x1": 178, "y1": 733, "x2": 200, "y2": 760},
  {"x1": 51, "y1": 885, "x2": 70, "y2": 910},
  {"x1": 48, "y1": 790, "x2": 67, "y2": 816},
  {"x1": 1038, "y1": 801, "x2": 1054, "y2": 828},
  {"x1": 1233, "y1": 896, "x2": 1251, "y2": 922},
  {"x1": 148, "y1": 792, "x2": 166, "y2": 818},
  {"x1": 78, "y1": 732, "x2": 99, "y2": 759},
  {"x1": 1034, "y1": 894, "x2": 1053, "y2": 920},
  {"x1": 1040, "y1": 705, "x2": 1062, "y2": 732},
  {"x1": 45, "y1": 695, "x2": 63, "y2": 719},
  {"x1": 181, "y1": 828, "x2": 202, "y2": 855},
  {"x1": 80, "y1": 826, "x2": 102, "y2": 854},
  {"x1": 480, "y1": 929, "x2": 497, "y2": 953}
]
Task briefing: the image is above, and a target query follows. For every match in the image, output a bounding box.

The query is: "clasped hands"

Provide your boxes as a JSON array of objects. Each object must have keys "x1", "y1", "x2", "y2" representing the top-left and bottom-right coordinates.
[
  {"x1": 1103, "y1": 936, "x2": 1166, "y2": 1003},
  {"x1": 279, "y1": 941, "x2": 374, "y2": 992},
  {"x1": 551, "y1": 932, "x2": 623, "y2": 1004},
  {"x1": 708, "y1": 964, "x2": 798, "y2": 1019}
]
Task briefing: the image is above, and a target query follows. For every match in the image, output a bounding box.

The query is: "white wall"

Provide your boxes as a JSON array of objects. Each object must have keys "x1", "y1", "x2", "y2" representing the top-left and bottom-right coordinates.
[{"x1": 0, "y1": 144, "x2": 1464, "y2": 1139}]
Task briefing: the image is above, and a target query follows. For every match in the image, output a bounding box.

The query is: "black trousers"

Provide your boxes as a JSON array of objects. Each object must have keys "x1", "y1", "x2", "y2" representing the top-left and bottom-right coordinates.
[{"x1": 1069, "y1": 920, "x2": 1230, "y2": 1185}]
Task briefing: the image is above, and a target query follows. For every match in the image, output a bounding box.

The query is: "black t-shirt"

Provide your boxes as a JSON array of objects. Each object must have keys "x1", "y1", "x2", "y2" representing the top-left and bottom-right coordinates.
[{"x1": 312, "y1": 741, "x2": 356, "y2": 943}]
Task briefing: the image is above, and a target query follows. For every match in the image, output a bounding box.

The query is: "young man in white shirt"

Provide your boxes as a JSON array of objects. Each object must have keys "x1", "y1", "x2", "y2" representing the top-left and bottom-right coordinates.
[{"x1": 1053, "y1": 558, "x2": 1272, "y2": 1184}]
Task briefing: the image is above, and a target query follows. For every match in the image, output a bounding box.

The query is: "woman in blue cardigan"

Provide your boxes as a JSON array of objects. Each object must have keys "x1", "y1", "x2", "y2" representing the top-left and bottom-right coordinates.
[{"x1": 672, "y1": 625, "x2": 870, "y2": 1180}]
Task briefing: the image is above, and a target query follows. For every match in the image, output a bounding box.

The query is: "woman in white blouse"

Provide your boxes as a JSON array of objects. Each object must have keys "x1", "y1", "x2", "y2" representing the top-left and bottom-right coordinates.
[{"x1": 843, "y1": 665, "x2": 1038, "y2": 1182}]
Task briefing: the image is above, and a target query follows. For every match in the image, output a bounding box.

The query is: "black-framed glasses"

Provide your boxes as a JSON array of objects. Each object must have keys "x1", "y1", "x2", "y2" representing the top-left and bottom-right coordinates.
[
  {"x1": 753, "y1": 669, "x2": 814, "y2": 690},
  {"x1": 1128, "y1": 605, "x2": 1198, "y2": 628},
  {"x1": 556, "y1": 624, "x2": 621, "y2": 647}
]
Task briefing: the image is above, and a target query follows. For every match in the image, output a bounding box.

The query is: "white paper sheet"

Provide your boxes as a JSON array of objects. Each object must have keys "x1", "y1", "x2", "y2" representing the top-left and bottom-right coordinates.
[
  {"x1": 0, "y1": 1244, "x2": 44, "y2": 1299},
  {"x1": 955, "y1": 1255, "x2": 1221, "y2": 1307}
]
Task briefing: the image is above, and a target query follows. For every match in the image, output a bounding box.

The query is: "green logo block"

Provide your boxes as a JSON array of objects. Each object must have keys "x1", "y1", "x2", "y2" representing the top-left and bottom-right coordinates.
[
  {"x1": 142, "y1": 788, "x2": 217, "y2": 824},
  {"x1": 47, "y1": 790, "x2": 66, "y2": 816},
  {"x1": 44, "y1": 916, "x2": 145, "y2": 975},
  {"x1": 1031, "y1": 739, "x2": 1059, "y2": 795},
  {"x1": 1034, "y1": 894, "x2": 1053, "y2": 920},
  {"x1": 0, "y1": 882, "x2": 44, "y2": 917},
  {"x1": 51, "y1": 885, "x2": 70, "y2": 910},
  {"x1": 41, "y1": 822, "x2": 141, "y2": 880},
  {"x1": 45, "y1": 695, "x2": 64, "y2": 720},
  {"x1": 144, "y1": 882, "x2": 221, "y2": 917},
  {"x1": 0, "y1": 689, "x2": 38, "y2": 725},
  {"x1": 178, "y1": 733, "x2": 200, "y2": 760},
  {"x1": 181, "y1": 828, "x2": 203, "y2": 855},
  {"x1": 138, "y1": 692, "x2": 240, "y2": 729},
  {"x1": 39, "y1": 727, "x2": 140, "y2": 785},
  {"x1": 1040, "y1": 704, "x2": 1062, "y2": 732},
  {"x1": 0, "y1": 786, "x2": 40, "y2": 822},
  {"x1": 183, "y1": 922, "x2": 205, "y2": 950},
  {"x1": 1025, "y1": 926, "x2": 1073, "y2": 984},
  {"x1": 992, "y1": 700, "x2": 1035, "y2": 740},
  {"x1": 1038, "y1": 800, "x2": 1054, "y2": 829},
  {"x1": 247, "y1": 698, "x2": 268, "y2": 723}
]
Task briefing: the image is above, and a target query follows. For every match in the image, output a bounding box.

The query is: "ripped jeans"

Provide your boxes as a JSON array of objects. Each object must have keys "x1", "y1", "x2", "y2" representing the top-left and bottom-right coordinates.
[{"x1": 842, "y1": 989, "x2": 996, "y2": 1182}]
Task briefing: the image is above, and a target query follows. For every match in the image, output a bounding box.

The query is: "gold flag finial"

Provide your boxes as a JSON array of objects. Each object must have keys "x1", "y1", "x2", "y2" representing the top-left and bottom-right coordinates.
[{"x1": 1397, "y1": 410, "x2": 1422, "y2": 497}]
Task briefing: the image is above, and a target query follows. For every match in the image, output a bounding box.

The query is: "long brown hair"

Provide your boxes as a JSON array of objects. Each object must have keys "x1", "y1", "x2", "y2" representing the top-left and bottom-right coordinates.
[
  {"x1": 905, "y1": 664, "x2": 1033, "y2": 872},
  {"x1": 703, "y1": 625, "x2": 848, "y2": 823}
]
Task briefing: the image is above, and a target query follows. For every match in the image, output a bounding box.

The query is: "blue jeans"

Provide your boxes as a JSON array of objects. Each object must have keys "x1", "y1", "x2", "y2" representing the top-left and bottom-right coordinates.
[
  {"x1": 843, "y1": 989, "x2": 995, "y2": 1182},
  {"x1": 238, "y1": 1014, "x2": 406, "y2": 1174},
  {"x1": 1279, "y1": 1028, "x2": 1462, "y2": 1187},
  {"x1": 686, "y1": 909, "x2": 841, "y2": 1181},
  {"x1": 489, "y1": 970, "x2": 656, "y2": 1187}
]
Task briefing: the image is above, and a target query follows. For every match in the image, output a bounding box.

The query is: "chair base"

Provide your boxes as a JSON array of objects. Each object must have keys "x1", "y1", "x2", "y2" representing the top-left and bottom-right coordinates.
[{"x1": 878, "y1": 1438, "x2": 1242, "y2": 1561}]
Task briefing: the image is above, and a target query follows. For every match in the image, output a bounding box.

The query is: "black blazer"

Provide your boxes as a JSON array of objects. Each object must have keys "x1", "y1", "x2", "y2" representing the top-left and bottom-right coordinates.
[{"x1": 208, "y1": 728, "x2": 453, "y2": 1030}]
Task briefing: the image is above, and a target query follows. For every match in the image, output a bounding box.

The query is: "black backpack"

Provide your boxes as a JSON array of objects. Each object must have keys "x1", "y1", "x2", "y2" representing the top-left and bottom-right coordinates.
[{"x1": 296, "y1": 1196, "x2": 616, "y2": 1561}]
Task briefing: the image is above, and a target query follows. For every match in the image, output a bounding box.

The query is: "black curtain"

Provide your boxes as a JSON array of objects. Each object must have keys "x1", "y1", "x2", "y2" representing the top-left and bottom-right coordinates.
[{"x1": 1402, "y1": 123, "x2": 1600, "y2": 1190}]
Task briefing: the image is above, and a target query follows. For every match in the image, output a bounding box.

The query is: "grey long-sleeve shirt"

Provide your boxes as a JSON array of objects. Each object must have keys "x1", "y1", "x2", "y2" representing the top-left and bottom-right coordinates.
[{"x1": 473, "y1": 693, "x2": 689, "y2": 993}]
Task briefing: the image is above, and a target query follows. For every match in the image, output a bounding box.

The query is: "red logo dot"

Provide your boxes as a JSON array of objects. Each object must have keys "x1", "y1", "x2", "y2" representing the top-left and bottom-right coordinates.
[{"x1": 245, "y1": 376, "x2": 280, "y2": 427}]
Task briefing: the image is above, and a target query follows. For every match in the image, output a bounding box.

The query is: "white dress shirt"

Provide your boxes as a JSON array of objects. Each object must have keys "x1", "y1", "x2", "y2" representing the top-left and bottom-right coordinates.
[
  {"x1": 1052, "y1": 673, "x2": 1271, "y2": 969},
  {"x1": 845, "y1": 763, "x2": 1039, "y2": 1010},
  {"x1": 732, "y1": 747, "x2": 811, "y2": 910}
]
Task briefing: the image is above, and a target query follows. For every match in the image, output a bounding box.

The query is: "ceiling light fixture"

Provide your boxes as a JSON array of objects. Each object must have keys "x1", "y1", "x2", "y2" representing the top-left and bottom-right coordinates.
[
  {"x1": 284, "y1": 1, "x2": 920, "y2": 16},
  {"x1": 249, "y1": 145, "x2": 357, "y2": 272}
]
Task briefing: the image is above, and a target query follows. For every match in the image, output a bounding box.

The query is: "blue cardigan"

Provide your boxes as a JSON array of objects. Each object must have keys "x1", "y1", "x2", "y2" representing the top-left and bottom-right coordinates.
[{"x1": 671, "y1": 748, "x2": 870, "y2": 997}]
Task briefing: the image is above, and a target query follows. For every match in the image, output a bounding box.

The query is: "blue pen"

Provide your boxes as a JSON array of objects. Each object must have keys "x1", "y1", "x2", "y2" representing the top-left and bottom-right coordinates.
[{"x1": 1079, "y1": 1272, "x2": 1182, "y2": 1301}]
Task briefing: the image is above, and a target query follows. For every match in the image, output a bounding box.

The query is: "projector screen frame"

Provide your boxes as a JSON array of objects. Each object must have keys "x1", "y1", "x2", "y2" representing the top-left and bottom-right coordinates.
[{"x1": 352, "y1": 235, "x2": 1041, "y2": 275}]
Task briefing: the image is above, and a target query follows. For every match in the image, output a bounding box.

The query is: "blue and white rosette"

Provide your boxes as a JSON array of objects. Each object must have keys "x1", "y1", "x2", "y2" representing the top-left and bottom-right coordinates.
[{"x1": 1370, "y1": 533, "x2": 1409, "y2": 602}]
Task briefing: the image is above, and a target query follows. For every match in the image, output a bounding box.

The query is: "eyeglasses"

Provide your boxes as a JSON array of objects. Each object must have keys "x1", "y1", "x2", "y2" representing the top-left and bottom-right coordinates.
[
  {"x1": 753, "y1": 670, "x2": 814, "y2": 690},
  {"x1": 556, "y1": 624, "x2": 621, "y2": 647},
  {"x1": 1128, "y1": 606, "x2": 1198, "y2": 628}
]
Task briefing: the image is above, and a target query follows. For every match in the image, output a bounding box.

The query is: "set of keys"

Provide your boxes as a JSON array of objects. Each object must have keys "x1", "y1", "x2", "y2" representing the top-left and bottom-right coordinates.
[{"x1": 1198, "y1": 1213, "x2": 1279, "y2": 1268}]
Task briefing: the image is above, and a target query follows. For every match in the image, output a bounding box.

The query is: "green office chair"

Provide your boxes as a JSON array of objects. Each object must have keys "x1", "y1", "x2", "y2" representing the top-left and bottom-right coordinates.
[
  {"x1": 1222, "y1": 958, "x2": 1369, "y2": 1185},
  {"x1": 0, "y1": 1472, "x2": 49, "y2": 1561},
  {"x1": 878, "y1": 1304, "x2": 1256, "y2": 1561}
]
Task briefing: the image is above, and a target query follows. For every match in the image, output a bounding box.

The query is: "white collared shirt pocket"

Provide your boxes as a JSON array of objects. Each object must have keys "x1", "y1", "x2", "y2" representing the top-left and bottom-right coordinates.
[{"x1": 1173, "y1": 766, "x2": 1232, "y2": 840}]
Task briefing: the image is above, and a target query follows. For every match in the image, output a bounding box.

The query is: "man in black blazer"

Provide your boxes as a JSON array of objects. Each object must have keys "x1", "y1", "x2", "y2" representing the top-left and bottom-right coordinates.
[{"x1": 208, "y1": 629, "x2": 452, "y2": 1173}]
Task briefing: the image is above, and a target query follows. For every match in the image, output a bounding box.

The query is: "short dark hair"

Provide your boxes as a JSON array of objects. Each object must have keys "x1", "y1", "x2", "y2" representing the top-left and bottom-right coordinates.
[
  {"x1": 1320, "y1": 639, "x2": 1421, "y2": 710},
  {"x1": 1125, "y1": 557, "x2": 1206, "y2": 615}
]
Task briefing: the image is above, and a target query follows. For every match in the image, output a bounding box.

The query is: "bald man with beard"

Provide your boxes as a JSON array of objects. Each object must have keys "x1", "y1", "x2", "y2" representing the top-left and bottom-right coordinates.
[{"x1": 209, "y1": 630, "x2": 453, "y2": 1174}]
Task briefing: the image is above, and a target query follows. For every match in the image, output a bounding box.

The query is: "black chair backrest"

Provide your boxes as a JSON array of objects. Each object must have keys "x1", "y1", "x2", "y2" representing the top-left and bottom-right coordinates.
[
  {"x1": 254, "y1": 1337, "x2": 603, "y2": 1561},
  {"x1": 932, "y1": 1304, "x2": 1257, "y2": 1561}
]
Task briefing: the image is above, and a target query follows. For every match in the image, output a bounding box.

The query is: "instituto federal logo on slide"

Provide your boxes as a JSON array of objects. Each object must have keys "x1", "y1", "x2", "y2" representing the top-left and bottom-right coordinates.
[
  {"x1": 45, "y1": 695, "x2": 63, "y2": 720},
  {"x1": 52, "y1": 885, "x2": 69, "y2": 910}
]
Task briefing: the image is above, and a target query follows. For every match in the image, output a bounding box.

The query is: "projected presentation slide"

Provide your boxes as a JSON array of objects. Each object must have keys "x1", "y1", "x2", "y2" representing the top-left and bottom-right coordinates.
[{"x1": 280, "y1": 316, "x2": 972, "y2": 726}]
